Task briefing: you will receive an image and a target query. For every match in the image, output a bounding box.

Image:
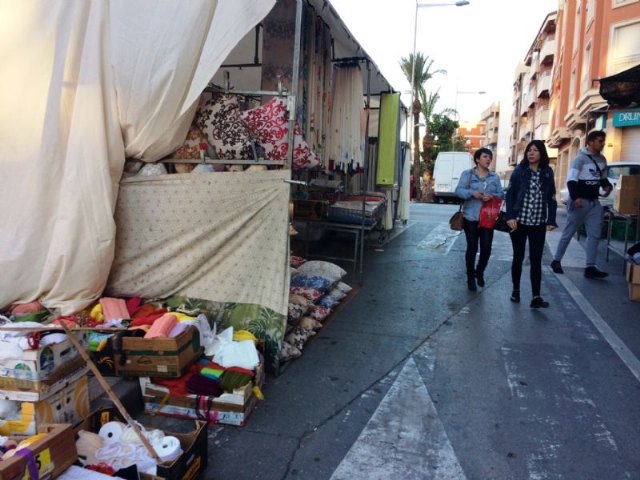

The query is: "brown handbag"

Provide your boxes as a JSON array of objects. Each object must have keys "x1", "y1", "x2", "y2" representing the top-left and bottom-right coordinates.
[
  {"x1": 449, "y1": 169, "x2": 471, "y2": 231},
  {"x1": 449, "y1": 206, "x2": 464, "y2": 231}
]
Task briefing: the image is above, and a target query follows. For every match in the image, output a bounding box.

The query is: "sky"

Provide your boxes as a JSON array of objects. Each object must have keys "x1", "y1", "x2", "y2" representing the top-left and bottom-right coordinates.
[{"x1": 330, "y1": 0, "x2": 558, "y2": 169}]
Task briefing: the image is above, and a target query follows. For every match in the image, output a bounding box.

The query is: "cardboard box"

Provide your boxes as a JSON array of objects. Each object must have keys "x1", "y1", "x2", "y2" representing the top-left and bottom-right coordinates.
[
  {"x1": 0, "y1": 375, "x2": 90, "y2": 437},
  {"x1": 626, "y1": 262, "x2": 640, "y2": 284},
  {"x1": 0, "y1": 359, "x2": 89, "y2": 403},
  {"x1": 0, "y1": 423, "x2": 77, "y2": 480},
  {"x1": 80, "y1": 409, "x2": 208, "y2": 480},
  {"x1": 0, "y1": 332, "x2": 88, "y2": 401},
  {"x1": 614, "y1": 175, "x2": 640, "y2": 214},
  {"x1": 113, "y1": 327, "x2": 202, "y2": 377},
  {"x1": 629, "y1": 283, "x2": 640, "y2": 302},
  {"x1": 141, "y1": 362, "x2": 264, "y2": 427}
]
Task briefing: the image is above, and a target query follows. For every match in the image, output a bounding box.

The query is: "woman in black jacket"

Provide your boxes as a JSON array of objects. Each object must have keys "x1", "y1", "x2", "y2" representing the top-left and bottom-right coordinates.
[{"x1": 505, "y1": 140, "x2": 558, "y2": 308}]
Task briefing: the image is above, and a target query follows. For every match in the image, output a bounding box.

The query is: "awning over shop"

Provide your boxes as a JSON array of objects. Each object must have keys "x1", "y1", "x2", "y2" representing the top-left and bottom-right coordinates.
[{"x1": 599, "y1": 64, "x2": 640, "y2": 108}]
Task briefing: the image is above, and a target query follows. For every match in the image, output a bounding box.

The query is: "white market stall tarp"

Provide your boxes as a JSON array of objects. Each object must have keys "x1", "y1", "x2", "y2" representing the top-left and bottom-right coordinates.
[
  {"x1": 107, "y1": 171, "x2": 290, "y2": 317},
  {"x1": 0, "y1": 0, "x2": 276, "y2": 314},
  {"x1": 106, "y1": 170, "x2": 290, "y2": 371}
]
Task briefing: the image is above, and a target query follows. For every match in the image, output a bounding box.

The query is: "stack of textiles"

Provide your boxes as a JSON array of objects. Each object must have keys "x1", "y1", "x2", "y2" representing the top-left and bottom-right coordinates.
[{"x1": 281, "y1": 258, "x2": 353, "y2": 362}]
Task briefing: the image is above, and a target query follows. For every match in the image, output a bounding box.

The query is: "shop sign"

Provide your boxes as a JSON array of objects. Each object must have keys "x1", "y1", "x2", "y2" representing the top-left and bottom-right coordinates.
[{"x1": 613, "y1": 109, "x2": 640, "y2": 127}]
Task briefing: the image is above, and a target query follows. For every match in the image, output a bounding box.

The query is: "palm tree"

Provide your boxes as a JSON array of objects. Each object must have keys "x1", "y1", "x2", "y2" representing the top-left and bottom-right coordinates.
[
  {"x1": 419, "y1": 89, "x2": 456, "y2": 178},
  {"x1": 400, "y1": 53, "x2": 446, "y2": 200}
]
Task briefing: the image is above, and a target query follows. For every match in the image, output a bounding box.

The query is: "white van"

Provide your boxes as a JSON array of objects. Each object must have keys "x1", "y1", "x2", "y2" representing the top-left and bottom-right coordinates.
[{"x1": 432, "y1": 152, "x2": 474, "y2": 204}]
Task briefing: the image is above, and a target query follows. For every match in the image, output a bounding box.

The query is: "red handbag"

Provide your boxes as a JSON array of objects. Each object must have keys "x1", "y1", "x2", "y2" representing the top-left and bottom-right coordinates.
[{"x1": 478, "y1": 197, "x2": 503, "y2": 229}]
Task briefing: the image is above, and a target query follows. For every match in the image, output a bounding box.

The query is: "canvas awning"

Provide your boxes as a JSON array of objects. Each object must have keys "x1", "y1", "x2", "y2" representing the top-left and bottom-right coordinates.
[
  {"x1": 0, "y1": 0, "x2": 276, "y2": 313},
  {"x1": 599, "y1": 64, "x2": 640, "y2": 108}
]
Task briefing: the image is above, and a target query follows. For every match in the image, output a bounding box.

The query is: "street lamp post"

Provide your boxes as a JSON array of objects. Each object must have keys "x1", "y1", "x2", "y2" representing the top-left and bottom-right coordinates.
[
  {"x1": 451, "y1": 89, "x2": 485, "y2": 151},
  {"x1": 410, "y1": 0, "x2": 469, "y2": 198}
]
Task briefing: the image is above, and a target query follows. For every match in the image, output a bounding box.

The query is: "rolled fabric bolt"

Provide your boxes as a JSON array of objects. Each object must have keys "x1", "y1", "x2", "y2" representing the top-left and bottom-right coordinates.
[
  {"x1": 98, "y1": 421, "x2": 125, "y2": 444},
  {"x1": 152, "y1": 436, "x2": 182, "y2": 463}
]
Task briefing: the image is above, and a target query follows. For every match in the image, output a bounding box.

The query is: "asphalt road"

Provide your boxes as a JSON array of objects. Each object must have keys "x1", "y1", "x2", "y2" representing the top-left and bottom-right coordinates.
[{"x1": 144, "y1": 202, "x2": 640, "y2": 479}]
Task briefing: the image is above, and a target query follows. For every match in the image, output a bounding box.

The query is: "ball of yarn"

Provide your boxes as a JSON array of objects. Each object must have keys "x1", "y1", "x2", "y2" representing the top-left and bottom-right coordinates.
[{"x1": 76, "y1": 430, "x2": 103, "y2": 465}]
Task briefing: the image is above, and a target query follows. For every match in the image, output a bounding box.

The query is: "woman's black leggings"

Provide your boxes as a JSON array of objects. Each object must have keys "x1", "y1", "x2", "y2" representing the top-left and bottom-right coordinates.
[
  {"x1": 509, "y1": 224, "x2": 547, "y2": 296},
  {"x1": 463, "y1": 219, "x2": 494, "y2": 276}
]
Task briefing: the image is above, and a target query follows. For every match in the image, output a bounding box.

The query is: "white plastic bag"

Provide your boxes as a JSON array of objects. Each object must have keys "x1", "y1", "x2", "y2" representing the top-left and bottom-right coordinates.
[{"x1": 216, "y1": 339, "x2": 259, "y2": 370}]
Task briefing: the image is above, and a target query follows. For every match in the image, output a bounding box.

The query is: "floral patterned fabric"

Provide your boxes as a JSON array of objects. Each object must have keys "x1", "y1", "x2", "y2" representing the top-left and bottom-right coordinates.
[
  {"x1": 162, "y1": 296, "x2": 286, "y2": 374},
  {"x1": 308, "y1": 305, "x2": 332, "y2": 322},
  {"x1": 299, "y1": 316, "x2": 322, "y2": 331},
  {"x1": 290, "y1": 274, "x2": 332, "y2": 292},
  {"x1": 295, "y1": 260, "x2": 346, "y2": 284},
  {"x1": 195, "y1": 94, "x2": 254, "y2": 160},
  {"x1": 289, "y1": 286, "x2": 323, "y2": 303},
  {"x1": 287, "y1": 302, "x2": 308, "y2": 326},
  {"x1": 290, "y1": 256, "x2": 307, "y2": 268},
  {"x1": 172, "y1": 125, "x2": 208, "y2": 161},
  {"x1": 171, "y1": 125, "x2": 208, "y2": 173},
  {"x1": 284, "y1": 325, "x2": 315, "y2": 351},
  {"x1": 240, "y1": 97, "x2": 320, "y2": 170},
  {"x1": 317, "y1": 294, "x2": 341, "y2": 309},
  {"x1": 280, "y1": 341, "x2": 302, "y2": 362}
]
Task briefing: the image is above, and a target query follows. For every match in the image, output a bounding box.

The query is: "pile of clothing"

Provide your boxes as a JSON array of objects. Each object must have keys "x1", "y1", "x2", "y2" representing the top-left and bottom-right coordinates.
[{"x1": 281, "y1": 258, "x2": 352, "y2": 362}]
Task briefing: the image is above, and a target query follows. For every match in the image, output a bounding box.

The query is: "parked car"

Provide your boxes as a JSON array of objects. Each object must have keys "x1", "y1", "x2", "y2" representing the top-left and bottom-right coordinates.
[
  {"x1": 559, "y1": 161, "x2": 640, "y2": 208},
  {"x1": 432, "y1": 152, "x2": 474, "y2": 204}
]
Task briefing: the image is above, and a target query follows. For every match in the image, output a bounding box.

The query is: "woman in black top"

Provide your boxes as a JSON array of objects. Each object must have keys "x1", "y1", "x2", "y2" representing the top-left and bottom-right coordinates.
[{"x1": 505, "y1": 140, "x2": 558, "y2": 308}]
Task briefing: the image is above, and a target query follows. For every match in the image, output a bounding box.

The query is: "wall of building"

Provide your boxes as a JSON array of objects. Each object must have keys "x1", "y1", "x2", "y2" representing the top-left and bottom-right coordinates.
[
  {"x1": 509, "y1": 11, "x2": 558, "y2": 173},
  {"x1": 548, "y1": 0, "x2": 640, "y2": 196}
]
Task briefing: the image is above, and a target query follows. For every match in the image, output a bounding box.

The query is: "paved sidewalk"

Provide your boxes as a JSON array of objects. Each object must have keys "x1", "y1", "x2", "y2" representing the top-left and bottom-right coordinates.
[
  {"x1": 91, "y1": 204, "x2": 640, "y2": 480},
  {"x1": 545, "y1": 207, "x2": 640, "y2": 360}
]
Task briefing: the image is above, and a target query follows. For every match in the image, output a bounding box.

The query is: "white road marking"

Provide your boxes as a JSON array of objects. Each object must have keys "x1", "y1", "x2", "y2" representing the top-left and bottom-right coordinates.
[
  {"x1": 417, "y1": 224, "x2": 461, "y2": 254},
  {"x1": 501, "y1": 347, "x2": 621, "y2": 479},
  {"x1": 330, "y1": 357, "x2": 467, "y2": 480},
  {"x1": 553, "y1": 273, "x2": 640, "y2": 384}
]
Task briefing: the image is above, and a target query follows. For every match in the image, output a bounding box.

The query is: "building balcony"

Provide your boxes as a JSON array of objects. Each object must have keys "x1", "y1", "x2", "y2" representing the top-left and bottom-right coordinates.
[
  {"x1": 528, "y1": 88, "x2": 537, "y2": 108},
  {"x1": 564, "y1": 108, "x2": 586, "y2": 130},
  {"x1": 520, "y1": 120, "x2": 534, "y2": 142},
  {"x1": 539, "y1": 37, "x2": 555, "y2": 65},
  {"x1": 481, "y1": 103, "x2": 500, "y2": 119},
  {"x1": 534, "y1": 124, "x2": 548, "y2": 141},
  {"x1": 534, "y1": 107, "x2": 549, "y2": 128},
  {"x1": 547, "y1": 126, "x2": 570, "y2": 148},
  {"x1": 576, "y1": 88, "x2": 607, "y2": 118},
  {"x1": 537, "y1": 73, "x2": 551, "y2": 98}
]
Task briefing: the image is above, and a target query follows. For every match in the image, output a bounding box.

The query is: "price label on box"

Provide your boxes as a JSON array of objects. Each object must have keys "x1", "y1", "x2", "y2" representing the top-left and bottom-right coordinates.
[{"x1": 21, "y1": 448, "x2": 53, "y2": 480}]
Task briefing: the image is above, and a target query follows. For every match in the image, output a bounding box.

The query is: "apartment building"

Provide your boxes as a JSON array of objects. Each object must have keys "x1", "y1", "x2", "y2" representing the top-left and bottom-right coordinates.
[
  {"x1": 455, "y1": 121, "x2": 487, "y2": 159},
  {"x1": 509, "y1": 12, "x2": 558, "y2": 168},
  {"x1": 480, "y1": 102, "x2": 500, "y2": 169},
  {"x1": 548, "y1": 0, "x2": 640, "y2": 191}
]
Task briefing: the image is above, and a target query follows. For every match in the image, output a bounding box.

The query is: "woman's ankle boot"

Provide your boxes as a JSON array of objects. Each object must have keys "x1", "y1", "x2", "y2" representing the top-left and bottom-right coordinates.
[
  {"x1": 476, "y1": 270, "x2": 485, "y2": 287},
  {"x1": 467, "y1": 274, "x2": 477, "y2": 291}
]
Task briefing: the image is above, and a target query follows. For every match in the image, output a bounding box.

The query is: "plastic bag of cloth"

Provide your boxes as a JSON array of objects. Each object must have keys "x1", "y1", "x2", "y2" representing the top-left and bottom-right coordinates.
[{"x1": 215, "y1": 339, "x2": 259, "y2": 370}]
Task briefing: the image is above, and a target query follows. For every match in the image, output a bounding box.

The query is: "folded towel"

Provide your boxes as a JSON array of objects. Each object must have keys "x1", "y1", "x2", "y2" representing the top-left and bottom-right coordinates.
[
  {"x1": 144, "y1": 314, "x2": 177, "y2": 339},
  {"x1": 100, "y1": 298, "x2": 130, "y2": 322}
]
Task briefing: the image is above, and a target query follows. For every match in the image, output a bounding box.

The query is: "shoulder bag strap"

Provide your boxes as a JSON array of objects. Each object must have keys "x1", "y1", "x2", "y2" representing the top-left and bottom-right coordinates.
[{"x1": 586, "y1": 154, "x2": 602, "y2": 175}]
